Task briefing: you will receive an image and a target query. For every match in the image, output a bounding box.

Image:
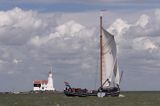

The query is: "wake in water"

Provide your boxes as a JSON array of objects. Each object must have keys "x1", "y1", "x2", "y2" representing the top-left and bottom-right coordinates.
[{"x1": 119, "y1": 94, "x2": 125, "y2": 98}]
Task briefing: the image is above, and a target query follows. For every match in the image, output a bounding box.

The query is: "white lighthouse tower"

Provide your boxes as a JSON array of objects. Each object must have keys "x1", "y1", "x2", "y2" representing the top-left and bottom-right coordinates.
[{"x1": 47, "y1": 67, "x2": 55, "y2": 91}]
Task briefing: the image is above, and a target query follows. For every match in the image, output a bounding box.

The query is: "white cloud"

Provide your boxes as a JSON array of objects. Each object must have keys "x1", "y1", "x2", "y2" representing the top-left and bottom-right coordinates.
[
  {"x1": 108, "y1": 18, "x2": 130, "y2": 36},
  {"x1": 13, "y1": 59, "x2": 23, "y2": 64},
  {"x1": 29, "y1": 20, "x2": 95, "y2": 46},
  {"x1": 0, "y1": 7, "x2": 47, "y2": 45},
  {"x1": 132, "y1": 37, "x2": 158, "y2": 51},
  {"x1": 1, "y1": 7, "x2": 160, "y2": 91},
  {"x1": 0, "y1": 7, "x2": 46, "y2": 29},
  {"x1": 155, "y1": 9, "x2": 160, "y2": 23},
  {"x1": 108, "y1": 14, "x2": 149, "y2": 37},
  {"x1": 56, "y1": 20, "x2": 85, "y2": 36},
  {"x1": 135, "y1": 14, "x2": 149, "y2": 28},
  {"x1": 29, "y1": 36, "x2": 48, "y2": 46}
]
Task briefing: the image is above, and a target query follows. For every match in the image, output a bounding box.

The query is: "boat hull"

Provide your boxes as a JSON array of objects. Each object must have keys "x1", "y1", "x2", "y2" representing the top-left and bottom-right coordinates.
[
  {"x1": 64, "y1": 87, "x2": 120, "y2": 97},
  {"x1": 64, "y1": 90, "x2": 88, "y2": 97},
  {"x1": 97, "y1": 87, "x2": 120, "y2": 97},
  {"x1": 64, "y1": 87, "x2": 88, "y2": 97}
]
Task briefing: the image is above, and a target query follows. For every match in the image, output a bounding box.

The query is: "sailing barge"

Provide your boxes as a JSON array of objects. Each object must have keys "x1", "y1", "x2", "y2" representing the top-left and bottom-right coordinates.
[{"x1": 64, "y1": 15, "x2": 122, "y2": 97}]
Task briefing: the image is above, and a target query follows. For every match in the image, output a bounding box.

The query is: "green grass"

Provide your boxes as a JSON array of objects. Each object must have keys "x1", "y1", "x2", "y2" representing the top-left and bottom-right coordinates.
[{"x1": 0, "y1": 91, "x2": 160, "y2": 106}]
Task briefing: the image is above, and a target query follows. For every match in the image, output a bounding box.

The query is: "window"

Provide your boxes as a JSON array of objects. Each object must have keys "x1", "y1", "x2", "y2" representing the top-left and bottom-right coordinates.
[{"x1": 34, "y1": 84, "x2": 41, "y2": 87}]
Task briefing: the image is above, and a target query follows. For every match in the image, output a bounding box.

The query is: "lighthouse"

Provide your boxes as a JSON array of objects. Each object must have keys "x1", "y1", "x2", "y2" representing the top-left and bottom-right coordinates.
[
  {"x1": 33, "y1": 67, "x2": 55, "y2": 91},
  {"x1": 47, "y1": 67, "x2": 55, "y2": 91}
]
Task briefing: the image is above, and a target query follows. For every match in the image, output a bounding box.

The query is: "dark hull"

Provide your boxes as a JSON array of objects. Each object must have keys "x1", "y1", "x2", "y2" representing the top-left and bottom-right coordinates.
[
  {"x1": 64, "y1": 87, "x2": 120, "y2": 97},
  {"x1": 98, "y1": 87, "x2": 120, "y2": 97},
  {"x1": 64, "y1": 90, "x2": 88, "y2": 97}
]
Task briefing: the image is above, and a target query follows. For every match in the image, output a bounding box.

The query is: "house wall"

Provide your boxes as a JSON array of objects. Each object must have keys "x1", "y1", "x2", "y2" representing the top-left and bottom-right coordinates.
[{"x1": 33, "y1": 84, "x2": 48, "y2": 91}]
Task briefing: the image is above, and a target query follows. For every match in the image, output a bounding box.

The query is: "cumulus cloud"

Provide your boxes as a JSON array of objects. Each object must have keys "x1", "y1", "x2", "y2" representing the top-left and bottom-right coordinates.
[
  {"x1": 55, "y1": 20, "x2": 85, "y2": 36},
  {"x1": 1, "y1": 7, "x2": 160, "y2": 91},
  {"x1": 13, "y1": 59, "x2": 23, "y2": 64},
  {"x1": 0, "y1": 7, "x2": 47, "y2": 45},
  {"x1": 135, "y1": 14, "x2": 149, "y2": 28},
  {"x1": 155, "y1": 9, "x2": 160, "y2": 23},
  {"x1": 132, "y1": 37, "x2": 158, "y2": 51},
  {"x1": 108, "y1": 18, "x2": 130, "y2": 36},
  {"x1": 108, "y1": 14, "x2": 149, "y2": 37},
  {"x1": 0, "y1": 7, "x2": 46, "y2": 29},
  {"x1": 29, "y1": 20, "x2": 95, "y2": 46}
]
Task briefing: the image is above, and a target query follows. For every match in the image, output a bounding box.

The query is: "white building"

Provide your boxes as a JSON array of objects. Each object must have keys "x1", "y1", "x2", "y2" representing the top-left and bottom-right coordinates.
[{"x1": 33, "y1": 69, "x2": 55, "y2": 91}]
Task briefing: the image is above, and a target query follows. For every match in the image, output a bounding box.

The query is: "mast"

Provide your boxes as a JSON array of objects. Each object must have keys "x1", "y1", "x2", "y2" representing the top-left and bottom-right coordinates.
[{"x1": 100, "y1": 15, "x2": 103, "y2": 87}]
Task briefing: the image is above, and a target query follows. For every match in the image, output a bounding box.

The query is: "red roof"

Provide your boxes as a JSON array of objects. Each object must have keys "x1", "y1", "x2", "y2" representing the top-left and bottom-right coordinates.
[{"x1": 33, "y1": 80, "x2": 48, "y2": 84}]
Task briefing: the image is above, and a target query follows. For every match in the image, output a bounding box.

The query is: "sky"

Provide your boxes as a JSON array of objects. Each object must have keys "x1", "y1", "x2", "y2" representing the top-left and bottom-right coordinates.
[{"x1": 0, "y1": 0, "x2": 160, "y2": 92}]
